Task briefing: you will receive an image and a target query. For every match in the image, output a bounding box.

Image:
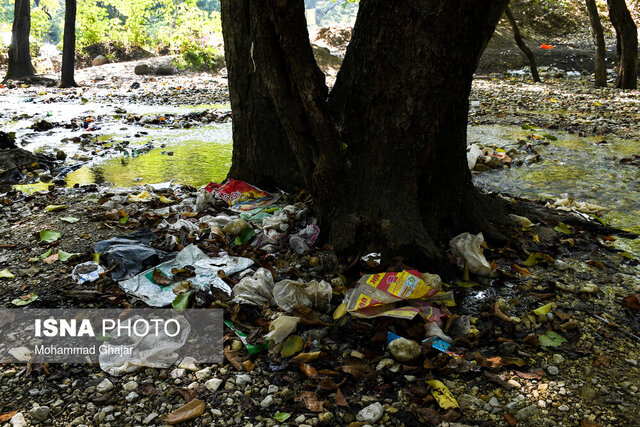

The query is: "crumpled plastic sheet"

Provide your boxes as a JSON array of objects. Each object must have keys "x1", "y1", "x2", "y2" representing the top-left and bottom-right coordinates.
[
  {"x1": 231, "y1": 268, "x2": 275, "y2": 307},
  {"x1": 118, "y1": 244, "x2": 254, "y2": 307},
  {"x1": 449, "y1": 232, "x2": 492, "y2": 277},
  {"x1": 273, "y1": 279, "x2": 332, "y2": 312},
  {"x1": 99, "y1": 314, "x2": 191, "y2": 376},
  {"x1": 232, "y1": 268, "x2": 332, "y2": 312},
  {"x1": 94, "y1": 230, "x2": 170, "y2": 281},
  {"x1": 262, "y1": 203, "x2": 308, "y2": 243}
]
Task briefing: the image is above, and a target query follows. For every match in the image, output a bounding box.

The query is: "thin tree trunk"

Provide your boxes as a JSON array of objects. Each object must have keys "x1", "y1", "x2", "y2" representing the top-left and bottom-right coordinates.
[
  {"x1": 6, "y1": 0, "x2": 35, "y2": 79},
  {"x1": 607, "y1": 0, "x2": 637, "y2": 89},
  {"x1": 60, "y1": 0, "x2": 78, "y2": 88},
  {"x1": 585, "y1": 0, "x2": 607, "y2": 87},
  {"x1": 505, "y1": 7, "x2": 541, "y2": 83},
  {"x1": 220, "y1": 0, "x2": 306, "y2": 191}
]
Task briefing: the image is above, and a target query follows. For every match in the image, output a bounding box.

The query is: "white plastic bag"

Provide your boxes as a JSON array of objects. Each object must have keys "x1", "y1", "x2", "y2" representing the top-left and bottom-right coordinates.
[
  {"x1": 449, "y1": 232, "x2": 492, "y2": 277},
  {"x1": 273, "y1": 279, "x2": 332, "y2": 312},
  {"x1": 99, "y1": 315, "x2": 191, "y2": 376},
  {"x1": 231, "y1": 268, "x2": 275, "y2": 307}
]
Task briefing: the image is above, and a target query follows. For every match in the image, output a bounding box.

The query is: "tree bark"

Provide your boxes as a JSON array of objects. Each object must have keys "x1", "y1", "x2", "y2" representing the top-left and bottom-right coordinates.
[
  {"x1": 221, "y1": 0, "x2": 509, "y2": 267},
  {"x1": 585, "y1": 0, "x2": 607, "y2": 87},
  {"x1": 505, "y1": 7, "x2": 540, "y2": 83},
  {"x1": 221, "y1": 0, "x2": 306, "y2": 191},
  {"x1": 60, "y1": 0, "x2": 78, "y2": 88},
  {"x1": 606, "y1": 0, "x2": 637, "y2": 89},
  {"x1": 6, "y1": 0, "x2": 35, "y2": 79}
]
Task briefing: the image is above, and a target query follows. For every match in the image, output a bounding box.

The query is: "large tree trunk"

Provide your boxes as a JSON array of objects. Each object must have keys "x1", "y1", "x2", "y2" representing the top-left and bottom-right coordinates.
[
  {"x1": 505, "y1": 7, "x2": 541, "y2": 83},
  {"x1": 6, "y1": 0, "x2": 35, "y2": 79},
  {"x1": 221, "y1": 0, "x2": 509, "y2": 266},
  {"x1": 585, "y1": 0, "x2": 607, "y2": 87},
  {"x1": 606, "y1": 0, "x2": 637, "y2": 89},
  {"x1": 60, "y1": 0, "x2": 78, "y2": 88}
]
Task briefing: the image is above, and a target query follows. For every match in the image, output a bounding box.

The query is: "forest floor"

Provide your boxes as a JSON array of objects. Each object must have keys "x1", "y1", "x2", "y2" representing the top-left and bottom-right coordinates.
[{"x1": 1, "y1": 35, "x2": 640, "y2": 427}]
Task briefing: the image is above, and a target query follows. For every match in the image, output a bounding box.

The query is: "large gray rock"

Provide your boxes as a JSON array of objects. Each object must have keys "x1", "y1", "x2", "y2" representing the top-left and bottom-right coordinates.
[
  {"x1": 29, "y1": 406, "x2": 50, "y2": 422},
  {"x1": 134, "y1": 64, "x2": 152, "y2": 75},
  {"x1": 154, "y1": 64, "x2": 176, "y2": 76},
  {"x1": 91, "y1": 55, "x2": 107, "y2": 66}
]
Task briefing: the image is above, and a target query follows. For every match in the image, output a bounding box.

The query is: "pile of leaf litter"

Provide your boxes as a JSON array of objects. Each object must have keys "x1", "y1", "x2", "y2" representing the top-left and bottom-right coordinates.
[{"x1": 0, "y1": 178, "x2": 638, "y2": 426}]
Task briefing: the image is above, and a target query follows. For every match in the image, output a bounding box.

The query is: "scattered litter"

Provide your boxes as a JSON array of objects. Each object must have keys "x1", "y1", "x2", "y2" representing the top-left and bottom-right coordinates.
[
  {"x1": 343, "y1": 271, "x2": 453, "y2": 320},
  {"x1": 205, "y1": 178, "x2": 280, "y2": 211},
  {"x1": 94, "y1": 230, "x2": 170, "y2": 281},
  {"x1": 273, "y1": 278, "x2": 332, "y2": 312},
  {"x1": 426, "y1": 379, "x2": 459, "y2": 409},
  {"x1": 118, "y1": 244, "x2": 253, "y2": 307},
  {"x1": 72, "y1": 262, "x2": 105, "y2": 284},
  {"x1": 99, "y1": 315, "x2": 191, "y2": 376},
  {"x1": 449, "y1": 232, "x2": 492, "y2": 277}
]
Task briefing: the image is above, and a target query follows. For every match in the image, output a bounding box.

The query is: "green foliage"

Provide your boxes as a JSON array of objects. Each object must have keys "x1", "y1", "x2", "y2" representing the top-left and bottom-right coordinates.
[
  {"x1": 76, "y1": 0, "x2": 117, "y2": 48},
  {"x1": 1, "y1": 0, "x2": 224, "y2": 63}
]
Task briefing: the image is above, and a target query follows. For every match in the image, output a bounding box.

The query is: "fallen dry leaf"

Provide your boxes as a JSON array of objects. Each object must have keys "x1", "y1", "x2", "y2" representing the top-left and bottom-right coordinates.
[
  {"x1": 623, "y1": 294, "x2": 640, "y2": 310},
  {"x1": 163, "y1": 399, "x2": 205, "y2": 425},
  {"x1": 224, "y1": 346, "x2": 245, "y2": 370},
  {"x1": 152, "y1": 268, "x2": 172, "y2": 286},
  {"x1": 296, "y1": 391, "x2": 323, "y2": 412},
  {"x1": 0, "y1": 411, "x2": 18, "y2": 423},
  {"x1": 335, "y1": 388, "x2": 349, "y2": 408},
  {"x1": 291, "y1": 305, "x2": 329, "y2": 326},
  {"x1": 340, "y1": 357, "x2": 376, "y2": 380}
]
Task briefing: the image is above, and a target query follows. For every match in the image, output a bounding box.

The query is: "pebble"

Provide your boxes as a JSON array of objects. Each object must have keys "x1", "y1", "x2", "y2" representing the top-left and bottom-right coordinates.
[
  {"x1": 516, "y1": 405, "x2": 540, "y2": 421},
  {"x1": 125, "y1": 392, "x2": 139, "y2": 402},
  {"x1": 547, "y1": 365, "x2": 559, "y2": 376},
  {"x1": 625, "y1": 359, "x2": 638, "y2": 366},
  {"x1": 553, "y1": 354, "x2": 565, "y2": 365},
  {"x1": 559, "y1": 404, "x2": 570, "y2": 412},
  {"x1": 267, "y1": 384, "x2": 278, "y2": 394},
  {"x1": 236, "y1": 374, "x2": 251, "y2": 387},
  {"x1": 356, "y1": 402, "x2": 384, "y2": 423},
  {"x1": 376, "y1": 358, "x2": 394, "y2": 371},
  {"x1": 96, "y1": 379, "x2": 114, "y2": 393},
  {"x1": 143, "y1": 412, "x2": 158, "y2": 424},
  {"x1": 10, "y1": 412, "x2": 26, "y2": 427},
  {"x1": 178, "y1": 356, "x2": 199, "y2": 371},
  {"x1": 295, "y1": 415, "x2": 306, "y2": 423},
  {"x1": 260, "y1": 395, "x2": 274, "y2": 409},
  {"x1": 123, "y1": 381, "x2": 138, "y2": 391},
  {"x1": 553, "y1": 259, "x2": 570, "y2": 270},
  {"x1": 489, "y1": 397, "x2": 500, "y2": 407},
  {"x1": 29, "y1": 406, "x2": 50, "y2": 422},
  {"x1": 205, "y1": 378, "x2": 223, "y2": 392},
  {"x1": 195, "y1": 367, "x2": 212, "y2": 380},
  {"x1": 170, "y1": 368, "x2": 185, "y2": 378},
  {"x1": 388, "y1": 337, "x2": 422, "y2": 362}
]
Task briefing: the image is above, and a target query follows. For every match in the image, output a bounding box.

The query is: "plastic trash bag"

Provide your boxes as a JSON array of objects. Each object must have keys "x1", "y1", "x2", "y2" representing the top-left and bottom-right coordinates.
[
  {"x1": 118, "y1": 244, "x2": 254, "y2": 307},
  {"x1": 204, "y1": 179, "x2": 280, "y2": 212},
  {"x1": 94, "y1": 230, "x2": 170, "y2": 281},
  {"x1": 264, "y1": 315, "x2": 299, "y2": 345},
  {"x1": 342, "y1": 270, "x2": 453, "y2": 320},
  {"x1": 99, "y1": 315, "x2": 191, "y2": 376},
  {"x1": 273, "y1": 278, "x2": 332, "y2": 312},
  {"x1": 467, "y1": 143, "x2": 483, "y2": 170},
  {"x1": 72, "y1": 262, "x2": 105, "y2": 284},
  {"x1": 231, "y1": 268, "x2": 275, "y2": 307},
  {"x1": 449, "y1": 232, "x2": 492, "y2": 277}
]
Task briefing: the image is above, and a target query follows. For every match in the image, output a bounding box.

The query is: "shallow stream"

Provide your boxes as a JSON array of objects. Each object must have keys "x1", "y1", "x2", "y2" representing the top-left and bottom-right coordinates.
[{"x1": 2, "y1": 97, "x2": 638, "y2": 253}]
